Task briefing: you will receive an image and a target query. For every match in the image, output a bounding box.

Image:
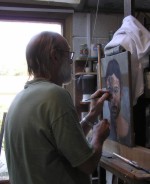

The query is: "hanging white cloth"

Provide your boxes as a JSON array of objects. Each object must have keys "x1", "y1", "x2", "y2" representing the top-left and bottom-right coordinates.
[{"x1": 104, "y1": 15, "x2": 150, "y2": 105}]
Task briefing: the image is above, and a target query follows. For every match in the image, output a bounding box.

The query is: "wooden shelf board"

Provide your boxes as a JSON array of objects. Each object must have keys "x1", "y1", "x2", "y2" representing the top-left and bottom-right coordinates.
[{"x1": 75, "y1": 72, "x2": 97, "y2": 76}]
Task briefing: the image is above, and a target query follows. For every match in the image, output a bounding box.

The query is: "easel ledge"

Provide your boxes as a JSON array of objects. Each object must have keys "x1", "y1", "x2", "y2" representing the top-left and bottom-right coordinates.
[{"x1": 99, "y1": 139, "x2": 150, "y2": 183}]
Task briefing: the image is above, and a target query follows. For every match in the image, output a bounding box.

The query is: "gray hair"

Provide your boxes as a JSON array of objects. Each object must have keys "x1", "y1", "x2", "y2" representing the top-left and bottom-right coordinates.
[{"x1": 26, "y1": 31, "x2": 62, "y2": 80}]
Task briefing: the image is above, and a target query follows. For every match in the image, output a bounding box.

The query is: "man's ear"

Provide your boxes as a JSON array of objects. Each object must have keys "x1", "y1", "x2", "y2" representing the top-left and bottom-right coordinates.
[{"x1": 51, "y1": 49, "x2": 59, "y2": 64}]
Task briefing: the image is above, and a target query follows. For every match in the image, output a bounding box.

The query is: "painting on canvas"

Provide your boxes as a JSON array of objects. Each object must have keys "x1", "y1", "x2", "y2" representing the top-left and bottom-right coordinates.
[{"x1": 100, "y1": 51, "x2": 134, "y2": 146}]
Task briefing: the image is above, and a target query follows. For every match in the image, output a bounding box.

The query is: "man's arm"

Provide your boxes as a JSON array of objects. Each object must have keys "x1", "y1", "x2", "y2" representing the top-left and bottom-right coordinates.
[
  {"x1": 77, "y1": 119, "x2": 110, "y2": 174},
  {"x1": 78, "y1": 89, "x2": 111, "y2": 174}
]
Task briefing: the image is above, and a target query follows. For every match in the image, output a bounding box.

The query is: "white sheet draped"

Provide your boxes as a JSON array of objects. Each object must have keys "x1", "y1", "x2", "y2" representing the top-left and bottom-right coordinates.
[{"x1": 104, "y1": 15, "x2": 150, "y2": 105}]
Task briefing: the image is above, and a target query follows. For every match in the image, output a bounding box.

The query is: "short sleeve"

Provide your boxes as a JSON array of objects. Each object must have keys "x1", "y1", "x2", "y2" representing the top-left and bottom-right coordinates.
[{"x1": 52, "y1": 110, "x2": 94, "y2": 167}]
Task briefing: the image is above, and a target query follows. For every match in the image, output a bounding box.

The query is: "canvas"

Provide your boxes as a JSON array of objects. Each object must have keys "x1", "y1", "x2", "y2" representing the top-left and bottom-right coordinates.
[{"x1": 100, "y1": 51, "x2": 134, "y2": 147}]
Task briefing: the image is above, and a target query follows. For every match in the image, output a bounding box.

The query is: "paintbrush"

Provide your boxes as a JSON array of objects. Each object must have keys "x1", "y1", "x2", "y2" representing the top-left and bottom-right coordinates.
[
  {"x1": 113, "y1": 152, "x2": 150, "y2": 174},
  {"x1": 84, "y1": 90, "x2": 112, "y2": 101}
]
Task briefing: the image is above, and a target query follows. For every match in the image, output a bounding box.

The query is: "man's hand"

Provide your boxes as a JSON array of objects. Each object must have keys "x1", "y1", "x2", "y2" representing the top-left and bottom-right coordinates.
[
  {"x1": 92, "y1": 119, "x2": 110, "y2": 146},
  {"x1": 88, "y1": 89, "x2": 111, "y2": 122},
  {"x1": 78, "y1": 119, "x2": 110, "y2": 174}
]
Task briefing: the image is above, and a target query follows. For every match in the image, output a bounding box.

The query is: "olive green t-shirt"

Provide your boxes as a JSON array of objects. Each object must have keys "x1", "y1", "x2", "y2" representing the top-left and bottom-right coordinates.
[{"x1": 5, "y1": 79, "x2": 94, "y2": 184}]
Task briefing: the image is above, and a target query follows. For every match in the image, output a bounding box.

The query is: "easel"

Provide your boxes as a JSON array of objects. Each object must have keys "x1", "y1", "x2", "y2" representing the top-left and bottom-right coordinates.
[{"x1": 96, "y1": 46, "x2": 150, "y2": 184}]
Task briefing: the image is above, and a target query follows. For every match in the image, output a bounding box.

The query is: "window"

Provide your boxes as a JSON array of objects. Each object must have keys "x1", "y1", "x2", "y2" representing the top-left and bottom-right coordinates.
[
  {"x1": 0, "y1": 20, "x2": 62, "y2": 129},
  {"x1": 0, "y1": 18, "x2": 63, "y2": 179}
]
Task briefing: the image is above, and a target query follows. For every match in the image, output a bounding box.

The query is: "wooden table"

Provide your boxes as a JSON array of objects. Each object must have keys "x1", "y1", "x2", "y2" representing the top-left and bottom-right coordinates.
[{"x1": 99, "y1": 154, "x2": 150, "y2": 184}]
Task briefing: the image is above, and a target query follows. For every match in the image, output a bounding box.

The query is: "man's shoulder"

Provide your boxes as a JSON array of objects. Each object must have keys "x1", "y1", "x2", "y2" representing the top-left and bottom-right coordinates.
[{"x1": 40, "y1": 82, "x2": 70, "y2": 101}]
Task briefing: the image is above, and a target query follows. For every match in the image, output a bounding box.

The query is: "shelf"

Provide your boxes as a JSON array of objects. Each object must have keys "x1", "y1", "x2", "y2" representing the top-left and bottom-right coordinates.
[
  {"x1": 75, "y1": 72, "x2": 97, "y2": 76},
  {"x1": 73, "y1": 58, "x2": 98, "y2": 119},
  {"x1": 75, "y1": 57, "x2": 98, "y2": 61}
]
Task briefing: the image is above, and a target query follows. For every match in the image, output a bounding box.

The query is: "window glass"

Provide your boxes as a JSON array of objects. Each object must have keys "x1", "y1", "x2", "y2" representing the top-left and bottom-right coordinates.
[{"x1": 0, "y1": 21, "x2": 61, "y2": 128}]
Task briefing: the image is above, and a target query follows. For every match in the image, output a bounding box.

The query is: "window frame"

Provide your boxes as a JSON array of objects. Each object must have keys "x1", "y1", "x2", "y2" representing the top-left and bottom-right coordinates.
[
  {"x1": 0, "y1": 4, "x2": 74, "y2": 36},
  {"x1": 0, "y1": 4, "x2": 74, "y2": 92}
]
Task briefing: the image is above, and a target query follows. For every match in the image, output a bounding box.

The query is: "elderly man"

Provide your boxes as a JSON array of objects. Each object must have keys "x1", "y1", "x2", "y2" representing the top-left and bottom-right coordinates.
[{"x1": 5, "y1": 31, "x2": 110, "y2": 184}]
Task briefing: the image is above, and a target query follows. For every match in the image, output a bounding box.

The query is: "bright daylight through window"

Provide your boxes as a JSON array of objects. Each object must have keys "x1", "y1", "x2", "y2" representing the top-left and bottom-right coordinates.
[{"x1": 0, "y1": 21, "x2": 61, "y2": 148}]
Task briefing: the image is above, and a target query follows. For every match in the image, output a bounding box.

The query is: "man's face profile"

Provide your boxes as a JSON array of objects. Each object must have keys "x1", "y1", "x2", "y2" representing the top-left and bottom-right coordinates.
[
  {"x1": 106, "y1": 73, "x2": 121, "y2": 119},
  {"x1": 58, "y1": 40, "x2": 72, "y2": 84}
]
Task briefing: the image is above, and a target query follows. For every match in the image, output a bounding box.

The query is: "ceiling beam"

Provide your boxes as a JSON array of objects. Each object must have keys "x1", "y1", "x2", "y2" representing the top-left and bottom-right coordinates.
[{"x1": 0, "y1": 6, "x2": 74, "y2": 13}]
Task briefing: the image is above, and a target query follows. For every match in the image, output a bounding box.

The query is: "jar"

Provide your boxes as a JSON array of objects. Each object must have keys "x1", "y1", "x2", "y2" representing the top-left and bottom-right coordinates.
[{"x1": 80, "y1": 44, "x2": 88, "y2": 57}]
